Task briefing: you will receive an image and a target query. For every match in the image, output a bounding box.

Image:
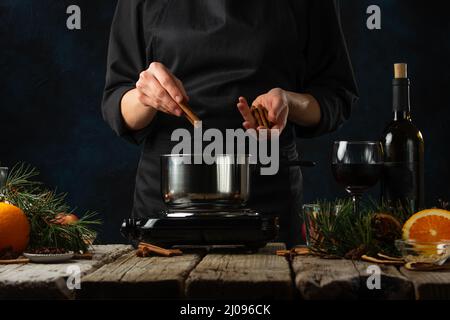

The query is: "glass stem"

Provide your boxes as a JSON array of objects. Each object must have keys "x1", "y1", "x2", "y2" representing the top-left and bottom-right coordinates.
[{"x1": 352, "y1": 194, "x2": 362, "y2": 215}]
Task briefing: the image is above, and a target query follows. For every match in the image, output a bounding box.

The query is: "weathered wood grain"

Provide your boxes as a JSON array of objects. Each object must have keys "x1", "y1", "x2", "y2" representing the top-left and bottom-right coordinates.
[
  {"x1": 293, "y1": 256, "x2": 361, "y2": 300},
  {"x1": 4, "y1": 243, "x2": 447, "y2": 300},
  {"x1": 352, "y1": 260, "x2": 414, "y2": 300},
  {"x1": 185, "y1": 243, "x2": 294, "y2": 300},
  {"x1": 0, "y1": 245, "x2": 132, "y2": 299},
  {"x1": 78, "y1": 248, "x2": 204, "y2": 299},
  {"x1": 293, "y1": 256, "x2": 414, "y2": 300},
  {"x1": 400, "y1": 267, "x2": 450, "y2": 300}
]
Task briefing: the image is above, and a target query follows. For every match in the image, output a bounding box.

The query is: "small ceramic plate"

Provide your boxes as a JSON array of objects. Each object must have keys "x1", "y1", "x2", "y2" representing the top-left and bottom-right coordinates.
[{"x1": 23, "y1": 252, "x2": 74, "y2": 263}]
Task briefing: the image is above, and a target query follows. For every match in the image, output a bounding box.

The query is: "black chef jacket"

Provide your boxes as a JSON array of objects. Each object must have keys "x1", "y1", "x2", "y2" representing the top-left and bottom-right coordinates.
[{"x1": 102, "y1": 0, "x2": 358, "y2": 247}]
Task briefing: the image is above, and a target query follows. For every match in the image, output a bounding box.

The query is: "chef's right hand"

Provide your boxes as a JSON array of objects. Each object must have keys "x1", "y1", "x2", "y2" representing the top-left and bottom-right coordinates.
[{"x1": 135, "y1": 62, "x2": 189, "y2": 117}]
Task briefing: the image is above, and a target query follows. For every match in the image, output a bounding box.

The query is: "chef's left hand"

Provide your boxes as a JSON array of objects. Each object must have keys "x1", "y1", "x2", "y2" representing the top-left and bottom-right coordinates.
[{"x1": 237, "y1": 88, "x2": 289, "y2": 133}]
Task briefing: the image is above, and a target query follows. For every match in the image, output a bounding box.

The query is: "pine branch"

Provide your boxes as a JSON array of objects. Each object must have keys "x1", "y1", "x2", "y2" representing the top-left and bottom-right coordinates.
[
  {"x1": 306, "y1": 198, "x2": 403, "y2": 259},
  {"x1": 2, "y1": 163, "x2": 101, "y2": 252}
]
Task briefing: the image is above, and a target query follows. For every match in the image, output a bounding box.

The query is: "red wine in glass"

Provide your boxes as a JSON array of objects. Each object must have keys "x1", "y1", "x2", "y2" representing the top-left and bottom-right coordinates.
[
  {"x1": 332, "y1": 141, "x2": 384, "y2": 214},
  {"x1": 332, "y1": 163, "x2": 383, "y2": 195}
]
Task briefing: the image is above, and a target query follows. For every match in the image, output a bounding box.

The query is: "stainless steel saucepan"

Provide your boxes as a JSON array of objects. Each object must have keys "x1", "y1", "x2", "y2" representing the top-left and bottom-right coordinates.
[{"x1": 161, "y1": 154, "x2": 315, "y2": 209}]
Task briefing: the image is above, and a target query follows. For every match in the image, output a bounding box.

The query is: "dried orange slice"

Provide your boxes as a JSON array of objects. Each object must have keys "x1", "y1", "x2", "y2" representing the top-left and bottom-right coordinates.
[{"x1": 403, "y1": 209, "x2": 450, "y2": 241}]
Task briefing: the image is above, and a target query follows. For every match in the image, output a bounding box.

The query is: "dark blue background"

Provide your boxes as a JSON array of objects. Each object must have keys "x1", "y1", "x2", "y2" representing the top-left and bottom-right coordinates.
[{"x1": 1, "y1": 0, "x2": 449, "y2": 243}]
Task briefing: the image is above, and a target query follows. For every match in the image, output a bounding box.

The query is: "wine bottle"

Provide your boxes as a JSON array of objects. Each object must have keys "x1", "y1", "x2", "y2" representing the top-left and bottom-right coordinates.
[{"x1": 381, "y1": 63, "x2": 424, "y2": 213}]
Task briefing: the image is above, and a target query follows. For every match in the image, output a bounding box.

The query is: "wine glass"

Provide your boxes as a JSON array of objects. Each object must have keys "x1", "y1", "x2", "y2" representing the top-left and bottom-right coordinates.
[
  {"x1": 0, "y1": 167, "x2": 8, "y2": 189},
  {"x1": 332, "y1": 141, "x2": 383, "y2": 215}
]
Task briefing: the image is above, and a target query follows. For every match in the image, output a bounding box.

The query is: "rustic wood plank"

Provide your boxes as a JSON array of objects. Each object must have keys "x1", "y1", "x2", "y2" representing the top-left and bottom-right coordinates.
[
  {"x1": 400, "y1": 267, "x2": 450, "y2": 300},
  {"x1": 78, "y1": 248, "x2": 204, "y2": 299},
  {"x1": 293, "y1": 256, "x2": 361, "y2": 300},
  {"x1": 293, "y1": 256, "x2": 414, "y2": 300},
  {"x1": 0, "y1": 245, "x2": 132, "y2": 300},
  {"x1": 352, "y1": 260, "x2": 414, "y2": 300},
  {"x1": 185, "y1": 243, "x2": 294, "y2": 300}
]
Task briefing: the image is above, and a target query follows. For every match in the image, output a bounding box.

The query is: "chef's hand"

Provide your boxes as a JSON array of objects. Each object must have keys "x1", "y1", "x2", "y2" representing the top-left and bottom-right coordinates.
[
  {"x1": 237, "y1": 88, "x2": 289, "y2": 132},
  {"x1": 135, "y1": 62, "x2": 189, "y2": 117}
]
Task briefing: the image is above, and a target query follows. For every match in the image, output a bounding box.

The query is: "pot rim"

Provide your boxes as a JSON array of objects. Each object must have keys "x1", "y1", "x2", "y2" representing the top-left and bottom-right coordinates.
[{"x1": 161, "y1": 154, "x2": 251, "y2": 157}]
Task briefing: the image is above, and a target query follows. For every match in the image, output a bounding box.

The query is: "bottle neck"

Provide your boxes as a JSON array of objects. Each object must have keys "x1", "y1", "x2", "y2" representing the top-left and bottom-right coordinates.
[
  {"x1": 394, "y1": 111, "x2": 411, "y2": 121},
  {"x1": 392, "y1": 78, "x2": 411, "y2": 118}
]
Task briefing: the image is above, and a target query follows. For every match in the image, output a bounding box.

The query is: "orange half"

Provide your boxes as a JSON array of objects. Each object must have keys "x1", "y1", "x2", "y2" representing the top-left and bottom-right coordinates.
[{"x1": 402, "y1": 209, "x2": 450, "y2": 242}]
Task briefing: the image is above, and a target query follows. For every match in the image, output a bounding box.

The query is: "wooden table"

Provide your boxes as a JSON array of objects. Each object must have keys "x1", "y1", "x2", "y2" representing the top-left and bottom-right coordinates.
[{"x1": 1, "y1": 244, "x2": 449, "y2": 300}]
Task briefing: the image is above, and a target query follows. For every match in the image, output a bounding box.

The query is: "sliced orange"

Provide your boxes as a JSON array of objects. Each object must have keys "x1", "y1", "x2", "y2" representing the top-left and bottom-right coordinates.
[{"x1": 402, "y1": 209, "x2": 450, "y2": 242}]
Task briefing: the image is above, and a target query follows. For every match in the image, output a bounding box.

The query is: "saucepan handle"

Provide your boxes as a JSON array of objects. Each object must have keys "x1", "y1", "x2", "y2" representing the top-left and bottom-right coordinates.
[
  {"x1": 252, "y1": 160, "x2": 317, "y2": 173},
  {"x1": 283, "y1": 160, "x2": 316, "y2": 168}
]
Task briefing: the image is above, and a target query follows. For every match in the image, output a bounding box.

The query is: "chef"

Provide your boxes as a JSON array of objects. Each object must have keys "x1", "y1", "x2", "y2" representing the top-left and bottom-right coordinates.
[{"x1": 102, "y1": 0, "x2": 358, "y2": 247}]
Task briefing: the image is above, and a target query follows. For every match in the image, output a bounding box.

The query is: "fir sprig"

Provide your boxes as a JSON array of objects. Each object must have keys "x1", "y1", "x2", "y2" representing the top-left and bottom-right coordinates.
[
  {"x1": 1, "y1": 163, "x2": 101, "y2": 252},
  {"x1": 306, "y1": 198, "x2": 406, "y2": 259}
]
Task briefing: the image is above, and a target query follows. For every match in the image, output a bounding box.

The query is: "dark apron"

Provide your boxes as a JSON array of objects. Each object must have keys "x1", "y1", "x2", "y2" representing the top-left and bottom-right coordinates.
[{"x1": 132, "y1": 0, "x2": 304, "y2": 247}]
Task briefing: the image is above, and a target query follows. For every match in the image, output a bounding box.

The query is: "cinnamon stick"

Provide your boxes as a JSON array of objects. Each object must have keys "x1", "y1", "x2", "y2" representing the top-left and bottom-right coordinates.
[
  {"x1": 377, "y1": 253, "x2": 404, "y2": 262},
  {"x1": 183, "y1": 113, "x2": 195, "y2": 126},
  {"x1": 170, "y1": 248, "x2": 183, "y2": 256},
  {"x1": 137, "y1": 242, "x2": 183, "y2": 257},
  {"x1": 263, "y1": 108, "x2": 273, "y2": 128},
  {"x1": 0, "y1": 258, "x2": 30, "y2": 265},
  {"x1": 405, "y1": 262, "x2": 450, "y2": 271},
  {"x1": 178, "y1": 101, "x2": 200, "y2": 127},
  {"x1": 138, "y1": 243, "x2": 173, "y2": 257},
  {"x1": 361, "y1": 255, "x2": 405, "y2": 266},
  {"x1": 276, "y1": 250, "x2": 290, "y2": 257},
  {"x1": 251, "y1": 106, "x2": 264, "y2": 127},
  {"x1": 256, "y1": 106, "x2": 269, "y2": 128},
  {"x1": 276, "y1": 247, "x2": 310, "y2": 258},
  {"x1": 136, "y1": 248, "x2": 145, "y2": 257},
  {"x1": 250, "y1": 105, "x2": 272, "y2": 129},
  {"x1": 293, "y1": 247, "x2": 310, "y2": 255},
  {"x1": 73, "y1": 252, "x2": 94, "y2": 260}
]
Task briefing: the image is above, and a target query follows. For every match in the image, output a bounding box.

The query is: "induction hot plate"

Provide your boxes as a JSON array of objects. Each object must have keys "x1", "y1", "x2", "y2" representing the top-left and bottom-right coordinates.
[{"x1": 120, "y1": 210, "x2": 279, "y2": 250}]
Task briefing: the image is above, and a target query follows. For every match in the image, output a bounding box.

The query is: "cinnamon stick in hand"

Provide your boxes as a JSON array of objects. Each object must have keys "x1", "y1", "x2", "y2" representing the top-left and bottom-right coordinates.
[
  {"x1": 251, "y1": 106, "x2": 264, "y2": 127},
  {"x1": 256, "y1": 106, "x2": 269, "y2": 128},
  {"x1": 178, "y1": 101, "x2": 200, "y2": 127},
  {"x1": 251, "y1": 105, "x2": 272, "y2": 129}
]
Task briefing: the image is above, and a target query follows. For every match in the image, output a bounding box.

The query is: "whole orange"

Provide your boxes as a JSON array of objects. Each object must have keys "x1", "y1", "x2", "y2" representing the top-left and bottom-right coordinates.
[{"x1": 0, "y1": 202, "x2": 30, "y2": 256}]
